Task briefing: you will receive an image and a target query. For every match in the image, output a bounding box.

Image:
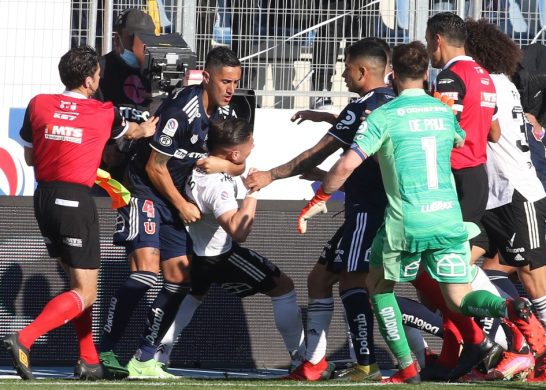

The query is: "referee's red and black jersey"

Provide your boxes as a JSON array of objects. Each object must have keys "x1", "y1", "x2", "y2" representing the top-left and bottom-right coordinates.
[
  {"x1": 433, "y1": 56, "x2": 497, "y2": 170},
  {"x1": 19, "y1": 92, "x2": 127, "y2": 188}
]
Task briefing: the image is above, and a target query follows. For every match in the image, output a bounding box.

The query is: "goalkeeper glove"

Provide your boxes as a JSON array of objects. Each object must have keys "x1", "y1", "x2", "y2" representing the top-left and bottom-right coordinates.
[
  {"x1": 433, "y1": 91, "x2": 454, "y2": 107},
  {"x1": 298, "y1": 187, "x2": 331, "y2": 234}
]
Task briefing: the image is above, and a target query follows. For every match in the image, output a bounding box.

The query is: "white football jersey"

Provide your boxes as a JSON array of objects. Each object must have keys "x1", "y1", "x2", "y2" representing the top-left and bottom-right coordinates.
[
  {"x1": 185, "y1": 167, "x2": 239, "y2": 256},
  {"x1": 486, "y1": 74, "x2": 545, "y2": 209}
]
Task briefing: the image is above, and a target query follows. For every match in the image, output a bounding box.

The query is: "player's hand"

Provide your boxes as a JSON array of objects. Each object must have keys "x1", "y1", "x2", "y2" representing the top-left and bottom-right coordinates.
[
  {"x1": 291, "y1": 110, "x2": 336, "y2": 125},
  {"x1": 179, "y1": 200, "x2": 202, "y2": 224},
  {"x1": 245, "y1": 170, "x2": 272, "y2": 192},
  {"x1": 140, "y1": 116, "x2": 159, "y2": 137},
  {"x1": 196, "y1": 156, "x2": 226, "y2": 174},
  {"x1": 298, "y1": 187, "x2": 331, "y2": 234},
  {"x1": 433, "y1": 92, "x2": 455, "y2": 107}
]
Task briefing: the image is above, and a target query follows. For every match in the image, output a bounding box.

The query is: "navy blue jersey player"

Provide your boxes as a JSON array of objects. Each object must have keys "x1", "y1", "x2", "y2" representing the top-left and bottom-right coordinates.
[
  {"x1": 99, "y1": 46, "x2": 244, "y2": 379},
  {"x1": 246, "y1": 38, "x2": 395, "y2": 381}
]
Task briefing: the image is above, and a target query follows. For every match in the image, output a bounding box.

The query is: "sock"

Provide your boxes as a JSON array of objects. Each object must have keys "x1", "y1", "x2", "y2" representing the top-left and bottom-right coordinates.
[
  {"x1": 397, "y1": 296, "x2": 444, "y2": 338},
  {"x1": 340, "y1": 288, "x2": 375, "y2": 365},
  {"x1": 19, "y1": 290, "x2": 84, "y2": 349},
  {"x1": 484, "y1": 270, "x2": 519, "y2": 298},
  {"x1": 404, "y1": 325, "x2": 427, "y2": 368},
  {"x1": 531, "y1": 296, "x2": 546, "y2": 328},
  {"x1": 100, "y1": 271, "x2": 158, "y2": 352},
  {"x1": 437, "y1": 318, "x2": 462, "y2": 369},
  {"x1": 306, "y1": 297, "x2": 334, "y2": 364},
  {"x1": 72, "y1": 306, "x2": 99, "y2": 364},
  {"x1": 412, "y1": 272, "x2": 484, "y2": 344},
  {"x1": 371, "y1": 292, "x2": 413, "y2": 369},
  {"x1": 271, "y1": 290, "x2": 305, "y2": 363},
  {"x1": 155, "y1": 294, "x2": 202, "y2": 364},
  {"x1": 135, "y1": 282, "x2": 187, "y2": 362},
  {"x1": 460, "y1": 290, "x2": 506, "y2": 318}
]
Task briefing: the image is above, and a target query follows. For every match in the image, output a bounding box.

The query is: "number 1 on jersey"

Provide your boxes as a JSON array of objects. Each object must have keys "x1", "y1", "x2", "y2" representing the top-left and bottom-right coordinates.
[{"x1": 421, "y1": 136, "x2": 438, "y2": 190}]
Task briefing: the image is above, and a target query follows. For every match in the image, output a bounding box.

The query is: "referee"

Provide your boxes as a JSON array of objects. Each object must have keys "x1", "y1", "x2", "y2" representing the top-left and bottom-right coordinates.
[{"x1": 2, "y1": 45, "x2": 157, "y2": 380}]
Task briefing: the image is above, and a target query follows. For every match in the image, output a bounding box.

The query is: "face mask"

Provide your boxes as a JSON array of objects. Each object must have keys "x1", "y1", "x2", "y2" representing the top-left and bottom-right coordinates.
[{"x1": 120, "y1": 49, "x2": 139, "y2": 69}]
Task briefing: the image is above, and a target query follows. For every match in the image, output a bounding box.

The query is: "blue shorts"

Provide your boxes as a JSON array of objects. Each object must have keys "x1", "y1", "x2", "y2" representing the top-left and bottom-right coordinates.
[
  {"x1": 318, "y1": 206, "x2": 384, "y2": 273},
  {"x1": 113, "y1": 197, "x2": 192, "y2": 260}
]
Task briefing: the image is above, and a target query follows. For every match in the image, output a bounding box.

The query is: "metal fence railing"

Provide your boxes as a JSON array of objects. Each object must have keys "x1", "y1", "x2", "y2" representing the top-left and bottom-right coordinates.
[{"x1": 70, "y1": 0, "x2": 546, "y2": 110}]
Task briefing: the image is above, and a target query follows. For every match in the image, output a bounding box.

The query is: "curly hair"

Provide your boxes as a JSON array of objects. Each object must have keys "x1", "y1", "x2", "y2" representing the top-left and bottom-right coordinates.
[
  {"x1": 58, "y1": 46, "x2": 99, "y2": 90},
  {"x1": 465, "y1": 19, "x2": 522, "y2": 76}
]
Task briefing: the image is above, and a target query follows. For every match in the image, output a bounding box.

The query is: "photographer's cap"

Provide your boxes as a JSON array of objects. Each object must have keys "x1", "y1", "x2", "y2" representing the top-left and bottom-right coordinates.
[{"x1": 115, "y1": 9, "x2": 156, "y2": 35}]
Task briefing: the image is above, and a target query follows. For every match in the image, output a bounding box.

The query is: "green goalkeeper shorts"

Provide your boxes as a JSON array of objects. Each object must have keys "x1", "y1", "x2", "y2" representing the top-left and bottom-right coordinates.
[{"x1": 369, "y1": 225, "x2": 472, "y2": 283}]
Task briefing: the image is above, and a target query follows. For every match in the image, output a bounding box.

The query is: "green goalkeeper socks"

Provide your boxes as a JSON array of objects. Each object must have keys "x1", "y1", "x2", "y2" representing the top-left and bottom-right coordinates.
[
  {"x1": 460, "y1": 290, "x2": 506, "y2": 318},
  {"x1": 371, "y1": 292, "x2": 413, "y2": 368}
]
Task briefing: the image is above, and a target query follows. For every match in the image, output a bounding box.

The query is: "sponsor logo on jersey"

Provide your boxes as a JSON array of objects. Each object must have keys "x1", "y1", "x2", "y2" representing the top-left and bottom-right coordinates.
[
  {"x1": 437, "y1": 253, "x2": 467, "y2": 277},
  {"x1": 220, "y1": 190, "x2": 229, "y2": 200},
  {"x1": 480, "y1": 78, "x2": 490, "y2": 86},
  {"x1": 437, "y1": 78, "x2": 454, "y2": 84},
  {"x1": 159, "y1": 135, "x2": 172, "y2": 146},
  {"x1": 60, "y1": 100, "x2": 77, "y2": 111},
  {"x1": 119, "y1": 106, "x2": 150, "y2": 122},
  {"x1": 396, "y1": 105, "x2": 448, "y2": 116},
  {"x1": 53, "y1": 111, "x2": 78, "y2": 121},
  {"x1": 173, "y1": 148, "x2": 206, "y2": 160},
  {"x1": 480, "y1": 92, "x2": 497, "y2": 108},
  {"x1": 421, "y1": 200, "x2": 453, "y2": 213},
  {"x1": 474, "y1": 66, "x2": 485, "y2": 74},
  {"x1": 162, "y1": 118, "x2": 178, "y2": 136},
  {"x1": 336, "y1": 110, "x2": 357, "y2": 130},
  {"x1": 440, "y1": 92, "x2": 459, "y2": 101},
  {"x1": 45, "y1": 125, "x2": 83, "y2": 143}
]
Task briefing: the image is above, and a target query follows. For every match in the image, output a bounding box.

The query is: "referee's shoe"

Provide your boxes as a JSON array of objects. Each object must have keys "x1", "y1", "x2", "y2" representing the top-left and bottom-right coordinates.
[{"x1": 3, "y1": 333, "x2": 34, "y2": 380}]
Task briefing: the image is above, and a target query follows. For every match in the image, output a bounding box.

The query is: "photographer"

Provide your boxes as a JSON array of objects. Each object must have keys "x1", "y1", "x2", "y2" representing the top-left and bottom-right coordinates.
[{"x1": 95, "y1": 8, "x2": 156, "y2": 183}]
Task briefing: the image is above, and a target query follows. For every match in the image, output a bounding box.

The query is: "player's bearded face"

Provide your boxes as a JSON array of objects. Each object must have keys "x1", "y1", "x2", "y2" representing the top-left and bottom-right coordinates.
[{"x1": 207, "y1": 65, "x2": 241, "y2": 106}]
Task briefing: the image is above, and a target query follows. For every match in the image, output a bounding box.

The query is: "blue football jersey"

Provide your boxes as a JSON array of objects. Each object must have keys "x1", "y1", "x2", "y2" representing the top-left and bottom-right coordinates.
[
  {"x1": 328, "y1": 87, "x2": 395, "y2": 210},
  {"x1": 127, "y1": 84, "x2": 236, "y2": 205}
]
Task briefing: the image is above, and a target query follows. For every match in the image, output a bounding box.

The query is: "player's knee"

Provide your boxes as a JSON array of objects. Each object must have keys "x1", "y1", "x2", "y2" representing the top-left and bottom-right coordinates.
[{"x1": 267, "y1": 272, "x2": 295, "y2": 297}]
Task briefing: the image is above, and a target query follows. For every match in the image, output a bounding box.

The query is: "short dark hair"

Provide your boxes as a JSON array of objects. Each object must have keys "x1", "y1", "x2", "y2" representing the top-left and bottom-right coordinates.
[
  {"x1": 392, "y1": 41, "x2": 429, "y2": 82},
  {"x1": 58, "y1": 46, "x2": 99, "y2": 90},
  {"x1": 465, "y1": 19, "x2": 522, "y2": 76},
  {"x1": 345, "y1": 38, "x2": 388, "y2": 69},
  {"x1": 207, "y1": 118, "x2": 253, "y2": 153},
  {"x1": 427, "y1": 12, "x2": 467, "y2": 47},
  {"x1": 205, "y1": 46, "x2": 241, "y2": 70}
]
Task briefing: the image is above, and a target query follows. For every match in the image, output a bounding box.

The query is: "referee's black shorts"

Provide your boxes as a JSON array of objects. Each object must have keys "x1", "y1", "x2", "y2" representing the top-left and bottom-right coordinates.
[
  {"x1": 452, "y1": 164, "x2": 489, "y2": 250},
  {"x1": 34, "y1": 181, "x2": 100, "y2": 269}
]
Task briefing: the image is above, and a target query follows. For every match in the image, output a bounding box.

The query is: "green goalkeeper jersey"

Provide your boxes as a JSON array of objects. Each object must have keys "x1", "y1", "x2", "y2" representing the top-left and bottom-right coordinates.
[{"x1": 353, "y1": 88, "x2": 467, "y2": 252}]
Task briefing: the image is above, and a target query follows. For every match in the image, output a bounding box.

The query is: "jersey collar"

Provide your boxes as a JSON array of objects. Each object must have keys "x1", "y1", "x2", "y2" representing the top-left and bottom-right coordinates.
[
  {"x1": 443, "y1": 55, "x2": 474, "y2": 70},
  {"x1": 62, "y1": 90, "x2": 88, "y2": 99},
  {"x1": 399, "y1": 88, "x2": 427, "y2": 97}
]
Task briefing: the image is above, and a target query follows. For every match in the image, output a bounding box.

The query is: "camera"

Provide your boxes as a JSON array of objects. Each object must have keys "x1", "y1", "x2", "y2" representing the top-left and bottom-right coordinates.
[{"x1": 138, "y1": 32, "x2": 197, "y2": 96}]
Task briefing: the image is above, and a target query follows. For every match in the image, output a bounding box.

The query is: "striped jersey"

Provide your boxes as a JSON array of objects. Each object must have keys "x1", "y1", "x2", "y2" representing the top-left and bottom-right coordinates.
[
  {"x1": 352, "y1": 89, "x2": 467, "y2": 252},
  {"x1": 486, "y1": 74, "x2": 546, "y2": 209}
]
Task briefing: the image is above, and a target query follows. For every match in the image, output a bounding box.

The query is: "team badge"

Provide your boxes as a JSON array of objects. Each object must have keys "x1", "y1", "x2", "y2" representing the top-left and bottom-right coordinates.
[
  {"x1": 191, "y1": 134, "x2": 199, "y2": 144},
  {"x1": 159, "y1": 135, "x2": 172, "y2": 146}
]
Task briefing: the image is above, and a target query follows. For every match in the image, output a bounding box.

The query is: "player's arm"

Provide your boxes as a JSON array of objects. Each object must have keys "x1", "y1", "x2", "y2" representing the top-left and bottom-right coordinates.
[
  {"x1": 110, "y1": 107, "x2": 158, "y2": 140},
  {"x1": 291, "y1": 110, "x2": 338, "y2": 125},
  {"x1": 19, "y1": 104, "x2": 34, "y2": 166},
  {"x1": 146, "y1": 150, "x2": 201, "y2": 223},
  {"x1": 488, "y1": 118, "x2": 500, "y2": 143},
  {"x1": 246, "y1": 134, "x2": 342, "y2": 191},
  {"x1": 196, "y1": 156, "x2": 246, "y2": 176},
  {"x1": 434, "y1": 69, "x2": 465, "y2": 121},
  {"x1": 323, "y1": 147, "x2": 367, "y2": 194},
  {"x1": 216, "y1": 195, "x2": 257, "y2": 243}
]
